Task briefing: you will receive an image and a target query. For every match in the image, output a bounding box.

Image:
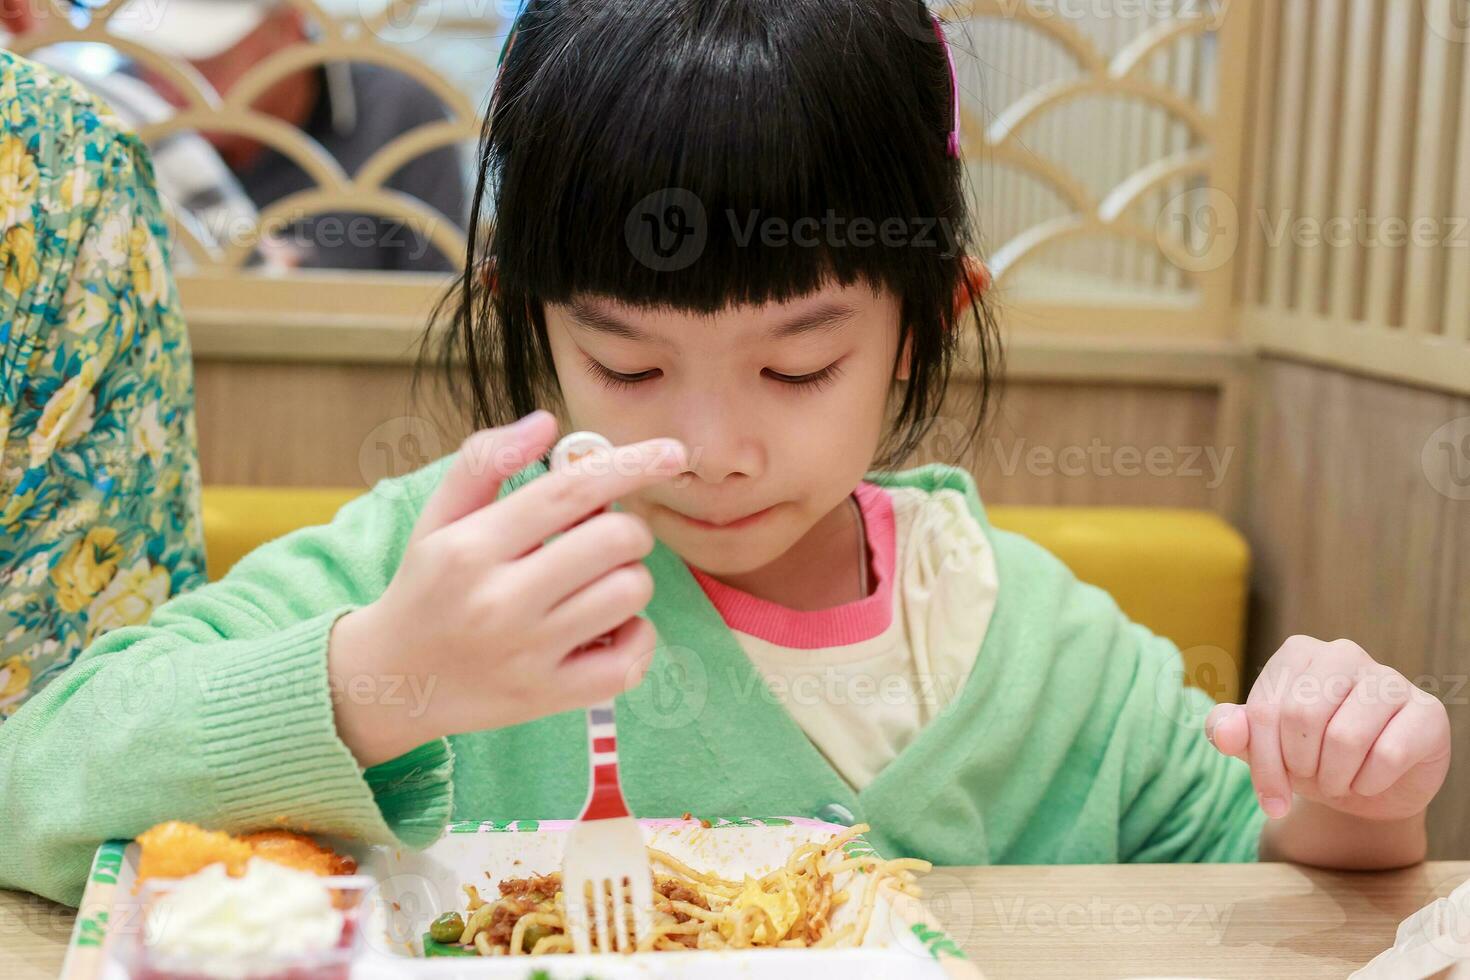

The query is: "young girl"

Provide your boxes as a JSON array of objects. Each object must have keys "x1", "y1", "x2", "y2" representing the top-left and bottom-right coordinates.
[{"x1": 0, "y1": 0, "x2": 1450, "y2": 907}]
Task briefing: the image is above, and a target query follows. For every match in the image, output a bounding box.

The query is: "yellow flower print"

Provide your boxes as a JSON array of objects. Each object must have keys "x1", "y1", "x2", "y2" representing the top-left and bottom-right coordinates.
[
  {"x1": 129, "y1": 219, "x2": 169, "y2": 308},
  {"x1": 0, "y1": 80, "x2": 20, "y2": 124},
  {"x1": 63, "y1": 281, "x2": 112, "y2": 334},
  {"x1": 54, "y1": 497, "x2": 101, "y2": 534},
  {"x1": 142, "y1": 327, "x2": 172, "y2": 389},
  {"x1": 133, "y1": 400, "x2": 167, "y2": 469},
  {"x1": 2, "y1": 54, "x2": 209, "y2": 709},
  {"x1": 144, "y1": 328, "x2": 163, "y2": 366},
  {"x1": 29, "y1": 358, "x2": 99, "y2": 466},
  {"x1": 17, "y1": 551, "x2": 52, "y2": 588},
  {"x1": 0, "y1": 486, "x2": 36, "y2": 529},
  {"x1": 91, "y1": 207, "x2": 132, "y2": 270},
  {"x1": 2, "y1": 221, "x2": 39, "y2": 298},
  {"x1": 156, "y1": 466, "x2": 181, "y2": 498},
  {"x1": 86, "y1": 559, "x2": 171, "y2": 642},
  {"x1": 0, "y1": 134, "x2": 39, "y2": 227},
  {"x1": 118, "y1": 297, "x2": 138, "y2": 348},
  {"x1": 51, "y1": 526, "x2": 124, "y2": 613},
  {"x1": 60, "y1": 146, "x2": 91, "y2": 211},
  {"x1": 0, "y1": 656, "x2": 32, "y2": 714}
]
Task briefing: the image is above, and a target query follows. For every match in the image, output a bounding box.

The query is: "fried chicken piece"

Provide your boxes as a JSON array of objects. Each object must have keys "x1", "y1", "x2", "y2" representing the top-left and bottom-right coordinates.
[
  {"x1": 135, "y1": 821, "x2": 255, "y2": 882},
  {"x1": 135, "y1": 821, "x2": 354, "y2": 883},
  {"x1": 239, "y1": 830, "x2": 357, "y2": 876}
]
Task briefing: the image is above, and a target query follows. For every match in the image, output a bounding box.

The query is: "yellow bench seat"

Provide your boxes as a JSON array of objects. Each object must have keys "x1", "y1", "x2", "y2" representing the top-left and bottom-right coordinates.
[{"x1": 201, "y1": 488, "x2": 1248, "y2": 702}]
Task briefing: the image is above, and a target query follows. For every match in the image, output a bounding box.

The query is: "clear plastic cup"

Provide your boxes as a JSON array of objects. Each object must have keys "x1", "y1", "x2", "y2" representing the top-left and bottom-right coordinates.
[{"x1": 121, "y1": 873, "x2": 372, "y2": 980}]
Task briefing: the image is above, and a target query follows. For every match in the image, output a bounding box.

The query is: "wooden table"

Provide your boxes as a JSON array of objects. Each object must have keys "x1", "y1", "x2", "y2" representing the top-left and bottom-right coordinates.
[{"x1": 2, "y1": 861, "x2": 1467, "y2": 978}]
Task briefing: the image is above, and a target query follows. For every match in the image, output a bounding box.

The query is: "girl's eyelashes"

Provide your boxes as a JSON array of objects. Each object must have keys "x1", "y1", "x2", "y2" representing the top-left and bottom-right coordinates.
[
  {"x1": 582, "y1": 356, "x2": 845, "y2": 392},
  {"x1": 584, "y1": 358, "x2": 659, "y2": 391},
  {"x1": 764, "y1": 361, "x2": 844, "y2": 391}
]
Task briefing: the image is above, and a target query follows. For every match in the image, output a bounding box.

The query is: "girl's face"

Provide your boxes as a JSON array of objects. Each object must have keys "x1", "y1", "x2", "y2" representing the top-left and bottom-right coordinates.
[{"x1": 544, "y1": 281, "x2": 902, "y2": 576}]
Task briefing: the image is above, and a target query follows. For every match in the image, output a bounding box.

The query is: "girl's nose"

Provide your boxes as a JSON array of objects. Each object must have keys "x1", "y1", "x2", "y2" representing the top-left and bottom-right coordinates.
[{"x1": 672, "y1": 412, "x2": 763, "y2": 485}]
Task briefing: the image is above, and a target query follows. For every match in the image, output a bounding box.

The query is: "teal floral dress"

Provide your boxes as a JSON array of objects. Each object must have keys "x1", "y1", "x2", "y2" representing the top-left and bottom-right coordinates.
[{"x1": 0, "y1": 51, "x2": 206, "y2": 719}]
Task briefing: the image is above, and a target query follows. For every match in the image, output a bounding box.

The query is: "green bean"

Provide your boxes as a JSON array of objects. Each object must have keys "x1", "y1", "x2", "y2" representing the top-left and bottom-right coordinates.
[{"x1": 429, "y1": 911, "x2": 466, "y2": 945}]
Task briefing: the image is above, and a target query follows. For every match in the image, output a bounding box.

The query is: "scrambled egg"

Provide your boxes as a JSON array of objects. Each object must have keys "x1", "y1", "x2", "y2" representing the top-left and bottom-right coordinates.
[{"x1": 720, "y1": 875, "x2": 800, "y2": 944}]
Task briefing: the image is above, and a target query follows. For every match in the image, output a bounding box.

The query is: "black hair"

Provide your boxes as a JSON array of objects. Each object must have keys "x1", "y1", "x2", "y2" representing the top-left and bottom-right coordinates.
[{"x1": 421, "y1": 0, "x2": 1002, "y2": 467}]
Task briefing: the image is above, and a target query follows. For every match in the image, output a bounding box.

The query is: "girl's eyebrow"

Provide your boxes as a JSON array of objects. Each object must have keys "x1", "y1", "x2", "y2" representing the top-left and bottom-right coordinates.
[
  {"x1": 767, "y1": 302, "x2": 860, "y2": 339},
  {"x1": 567, "y1": 302, "x2": 665, "y2": 344},
  {"x1": 567, "y1": 301, "x2": 859, "y2": 343}
]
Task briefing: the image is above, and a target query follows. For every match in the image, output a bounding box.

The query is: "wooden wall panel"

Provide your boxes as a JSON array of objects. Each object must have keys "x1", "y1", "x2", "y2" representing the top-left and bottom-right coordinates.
[
  {"x1": 907, "y1": 379, "x2": 1227, "y2": 510},
  {"x1": 1245, "y1": 357, "x2": 1470, "y2": 859},
  {"x1": 196, "y1": 361, "x2": 1228, "y2": 510},
  {"x1": 192, "y1": 360, "x2": 471, "y2": 489},
  {"x1": 1431, "y1": 387, "x2": 1470, "y2": 858},
  {"x1": 1241, "y1": 0, "x2": 1470, "y2": 393}
]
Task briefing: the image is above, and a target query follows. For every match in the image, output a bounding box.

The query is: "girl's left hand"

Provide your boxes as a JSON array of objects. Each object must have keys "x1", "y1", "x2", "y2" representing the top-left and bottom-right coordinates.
[{"x1": 1204, "y1": 635, "x2": 1451, "y2": 822}]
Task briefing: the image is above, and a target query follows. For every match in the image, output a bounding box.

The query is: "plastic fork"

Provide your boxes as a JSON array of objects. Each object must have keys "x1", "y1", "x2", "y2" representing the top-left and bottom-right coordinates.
[
  {"x1": 561, "y1": 698, "x2": 655, "y2": 954},
  {"x1": 549, "y1": 431, "x2": 656, "y2": 955}
]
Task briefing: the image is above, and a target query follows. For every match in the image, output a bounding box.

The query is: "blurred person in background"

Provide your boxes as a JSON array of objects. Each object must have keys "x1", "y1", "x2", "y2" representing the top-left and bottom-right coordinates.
[
  {"x1": 1, "y1": 50, "x2": 207, "y2": 718},
  {"x1": 110, "y1": 0, "x2": 468, "y2": 273},
  {"x1": 0, "y1": 0, "x2": 283, "y2": 269}
]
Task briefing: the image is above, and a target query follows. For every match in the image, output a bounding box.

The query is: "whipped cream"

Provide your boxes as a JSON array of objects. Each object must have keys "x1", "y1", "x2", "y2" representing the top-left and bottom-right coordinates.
[{"x1": 143, "y1": 857, "x2": 345, "y2": 978}]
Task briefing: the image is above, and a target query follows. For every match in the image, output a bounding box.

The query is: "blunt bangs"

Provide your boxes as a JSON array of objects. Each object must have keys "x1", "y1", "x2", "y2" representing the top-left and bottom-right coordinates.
[{"x1": 427, "y1": 0, "x2": 1002, "y2": 466}]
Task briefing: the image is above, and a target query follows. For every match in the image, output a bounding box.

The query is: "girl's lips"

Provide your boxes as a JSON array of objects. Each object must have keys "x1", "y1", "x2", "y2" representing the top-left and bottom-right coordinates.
[{"x1": 666, "y1": 504, "x2": 778, "y2": 531}]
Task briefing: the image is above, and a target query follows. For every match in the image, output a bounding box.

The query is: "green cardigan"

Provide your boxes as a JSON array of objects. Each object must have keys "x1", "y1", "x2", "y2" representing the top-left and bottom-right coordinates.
[{"x1": 0, "y1": 458, "x2": 1265, "y2": 905}]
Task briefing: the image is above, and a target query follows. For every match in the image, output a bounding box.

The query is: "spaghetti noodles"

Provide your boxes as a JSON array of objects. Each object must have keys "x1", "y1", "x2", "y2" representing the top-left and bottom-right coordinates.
[{"x1": 433, "y1": 823, "x2": 930, "y2": 955}]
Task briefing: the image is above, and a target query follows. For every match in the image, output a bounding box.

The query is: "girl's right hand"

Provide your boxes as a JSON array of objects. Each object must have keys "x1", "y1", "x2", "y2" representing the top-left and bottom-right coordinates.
[{"x1": 329, "y1": 411, "x2": 687, "y2": 767}]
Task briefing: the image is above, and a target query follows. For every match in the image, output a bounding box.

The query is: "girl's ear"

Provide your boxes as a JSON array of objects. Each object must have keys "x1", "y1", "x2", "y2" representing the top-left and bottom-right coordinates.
[
  {"x1": 952, "y1": 256, "x2": 991, "y2": 320},
  {"x1": 901, "y1": 258, "x2": 989, "y2": 381}
]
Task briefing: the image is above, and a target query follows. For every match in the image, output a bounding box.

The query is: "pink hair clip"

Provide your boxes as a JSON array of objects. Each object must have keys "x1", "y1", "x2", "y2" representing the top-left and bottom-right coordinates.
[{"x1": 933, "y1": 14, "x2": 962, "y2": 159}]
